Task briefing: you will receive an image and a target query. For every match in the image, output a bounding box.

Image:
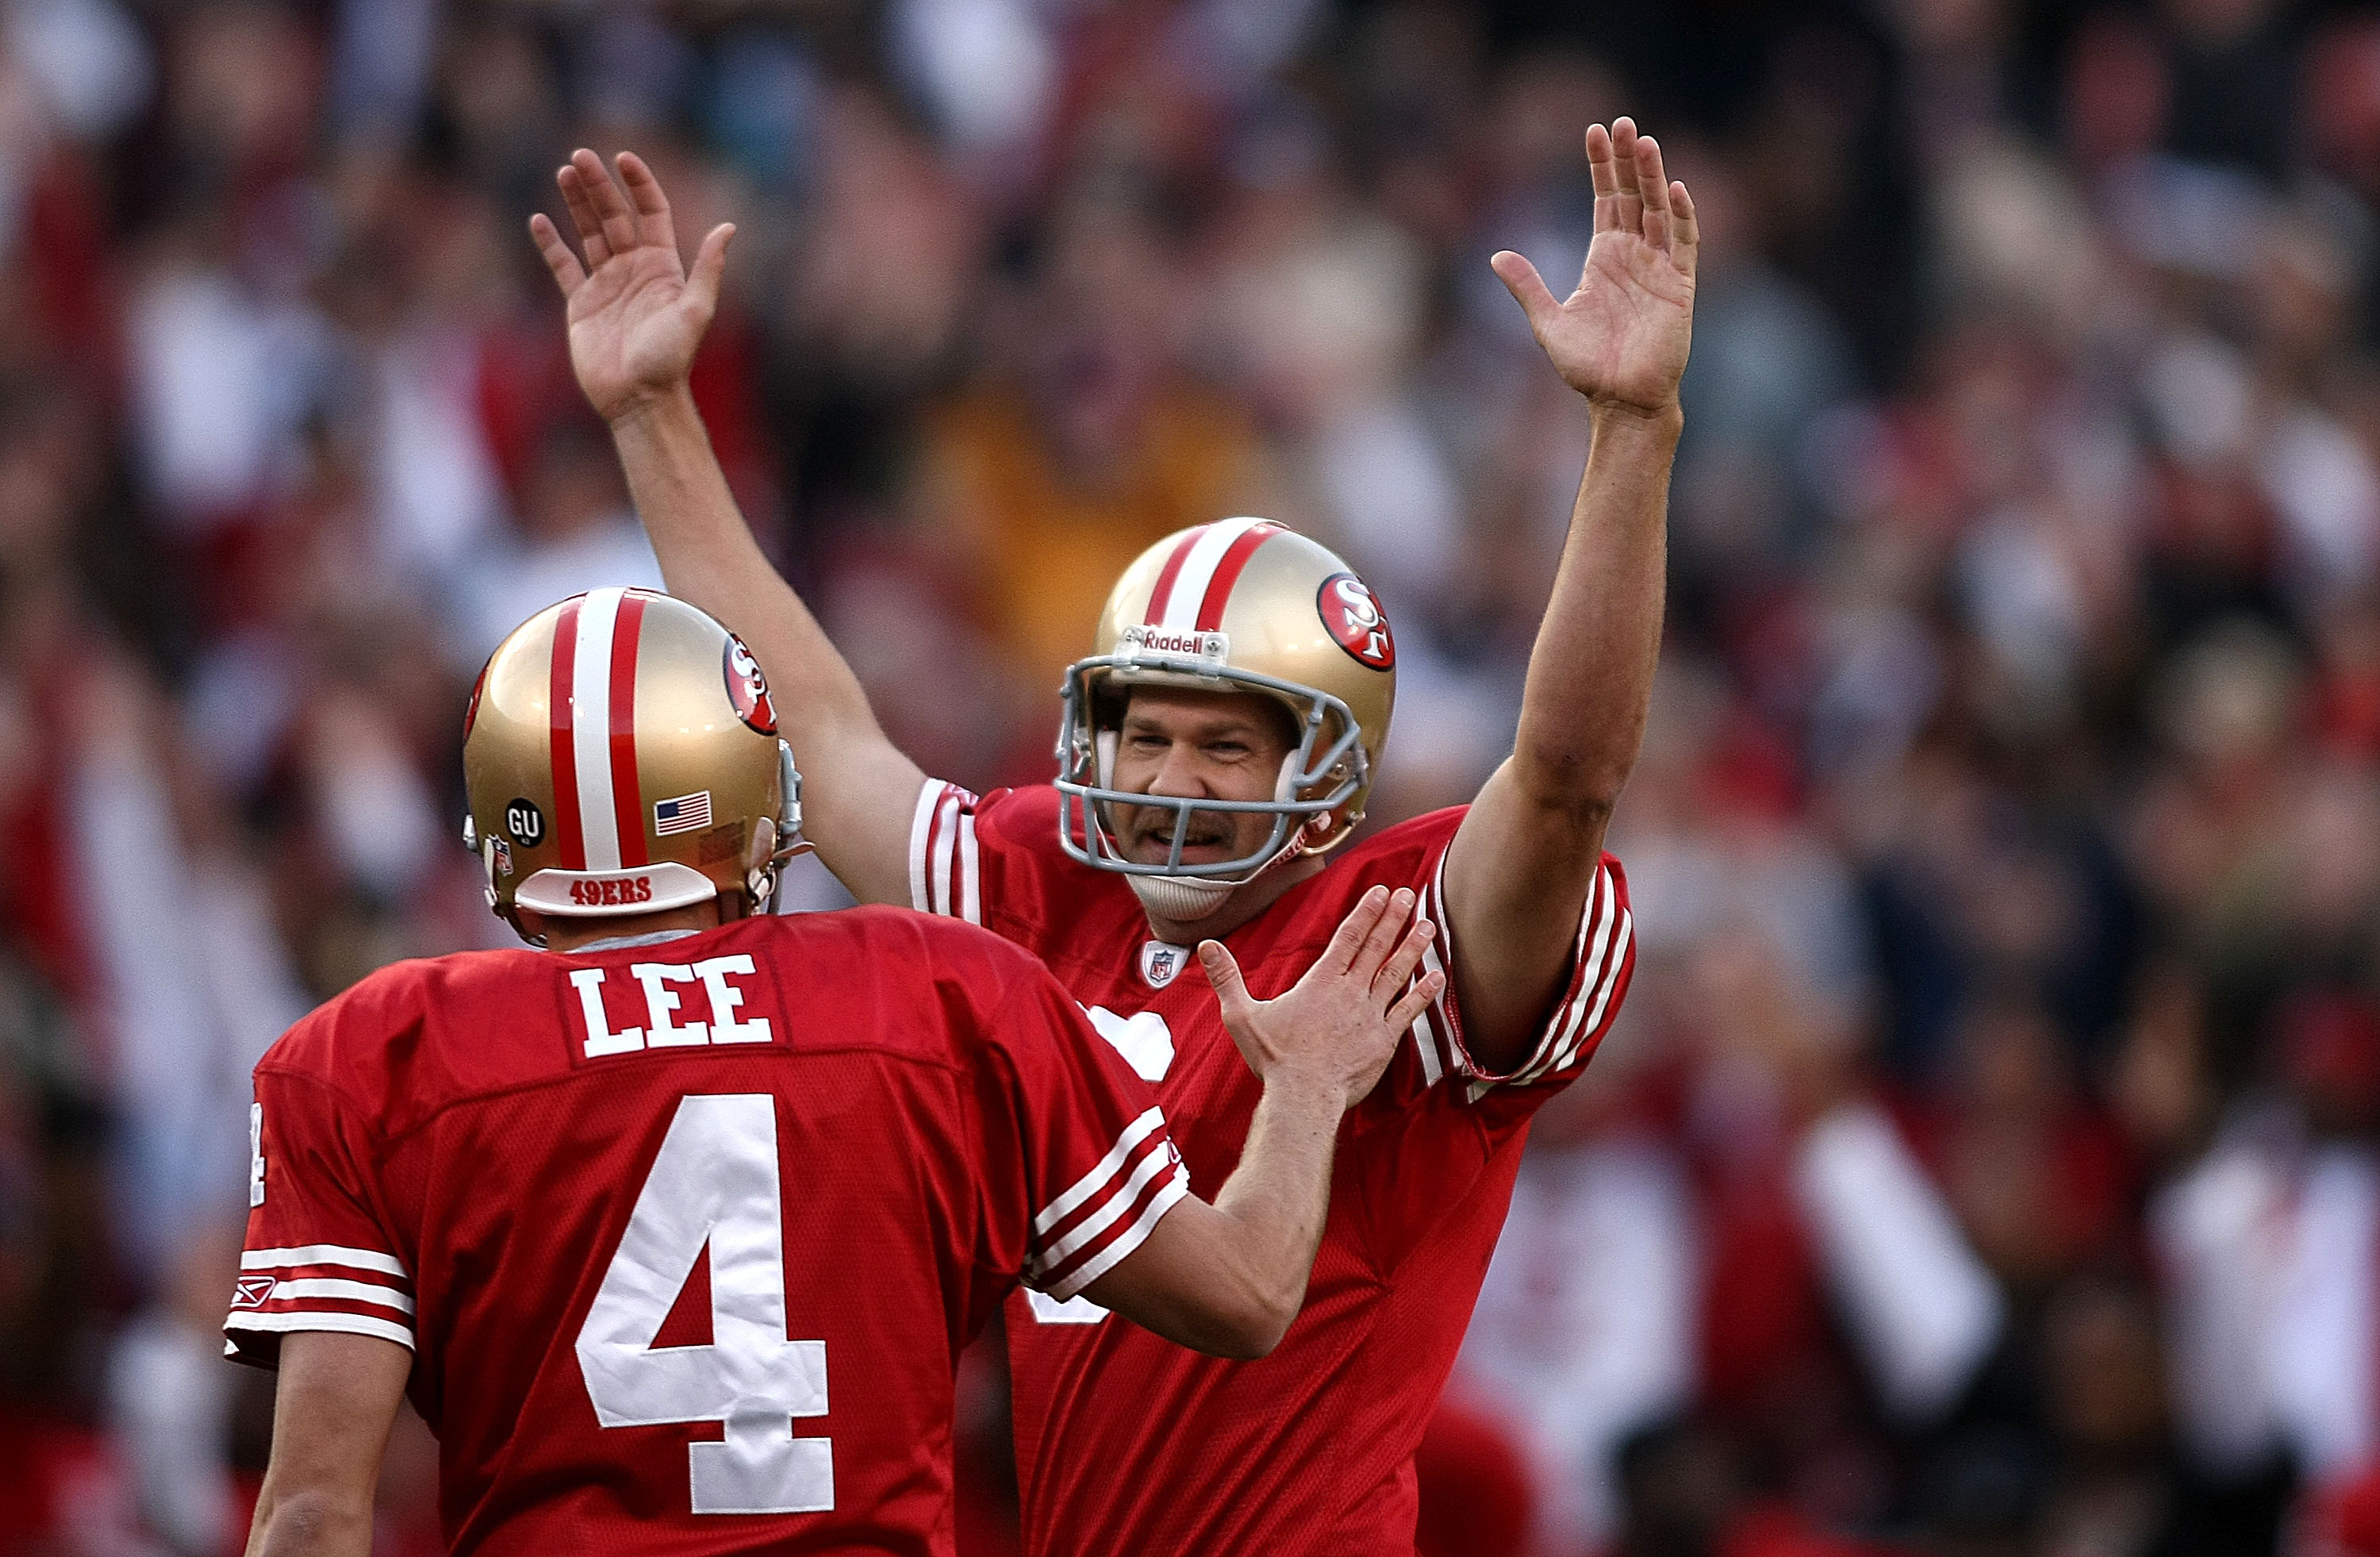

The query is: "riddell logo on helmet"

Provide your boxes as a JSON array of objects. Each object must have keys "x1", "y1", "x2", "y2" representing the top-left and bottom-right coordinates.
[
  {"x1": 1318, "y1": 574, "x2": 1395, "y2": 671},
  {"x1": 1120, "y1": 625, "x2": 1229, "y2": 663},
  {"x1": 569, "y1": 876, "x2": 655, "y2": 908}
]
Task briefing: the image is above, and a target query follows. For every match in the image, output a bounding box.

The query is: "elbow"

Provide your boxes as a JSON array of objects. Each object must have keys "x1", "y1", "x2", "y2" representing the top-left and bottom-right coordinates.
[
  {"x1": 1509, "y1": 744, "x2": 1625, "y2": 830},
  {"x1": 1219, "y1": 1278, "x2": 1303, "y2": 1359}
]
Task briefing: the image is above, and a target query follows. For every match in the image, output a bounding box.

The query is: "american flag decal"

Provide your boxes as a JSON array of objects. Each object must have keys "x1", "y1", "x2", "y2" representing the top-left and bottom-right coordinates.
[{"x1": 654, "y1": 791, "x2": 712, "y2": 836}]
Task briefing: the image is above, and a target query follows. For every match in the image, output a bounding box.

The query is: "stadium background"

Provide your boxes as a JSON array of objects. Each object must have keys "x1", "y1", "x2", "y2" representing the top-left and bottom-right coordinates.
[{"x1": 2, "y1": 0, "x2": 2379, "y2": 1552}]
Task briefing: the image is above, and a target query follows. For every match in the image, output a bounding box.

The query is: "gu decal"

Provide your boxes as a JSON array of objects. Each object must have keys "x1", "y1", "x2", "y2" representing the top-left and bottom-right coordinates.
[
  {"x1": 724, "y1": 634, "x2": 778, "y2": 735},
  {"x1": 1318, "y1": 574, "x2": 1395, "y2": 671}
]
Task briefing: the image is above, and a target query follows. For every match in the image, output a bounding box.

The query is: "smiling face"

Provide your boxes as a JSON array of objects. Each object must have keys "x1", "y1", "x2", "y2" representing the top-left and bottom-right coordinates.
[{"x1": 1104, "y1": 686, "x2": 1303, "y2": 868}]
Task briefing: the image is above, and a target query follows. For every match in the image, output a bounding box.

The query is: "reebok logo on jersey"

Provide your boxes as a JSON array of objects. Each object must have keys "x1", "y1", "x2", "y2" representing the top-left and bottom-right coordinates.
[{"x1": 232, "y1": 1276, "x2": 277, "y2": 1309}]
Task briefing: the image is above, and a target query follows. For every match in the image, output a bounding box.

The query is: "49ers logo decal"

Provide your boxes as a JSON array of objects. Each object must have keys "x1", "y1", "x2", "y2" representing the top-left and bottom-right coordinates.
[
  {"x1": 723, "y1": 635, "x2": 778, "y2": 735},
  {"x1": 1318, "y1": 574, "x2": 1395, "y2": 671}
]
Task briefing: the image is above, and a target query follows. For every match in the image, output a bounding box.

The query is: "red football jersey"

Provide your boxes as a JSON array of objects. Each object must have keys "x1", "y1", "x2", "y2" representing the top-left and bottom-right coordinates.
[
  {"x1": 225, "y1": 908, "x2": 1188, "y2": 1556},
  {"x1": 908, "y1": 783, "x2": 1636, "y2": 1555}
]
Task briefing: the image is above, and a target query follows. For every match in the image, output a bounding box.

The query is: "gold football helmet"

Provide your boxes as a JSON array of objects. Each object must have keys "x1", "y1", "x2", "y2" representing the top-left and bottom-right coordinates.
[
  {"x1": 1056, "y1": 518, "x2": 1397, "y2": 887},
  {"x1": 461, "y1": 588, "x2": 804, "y2": 939}
]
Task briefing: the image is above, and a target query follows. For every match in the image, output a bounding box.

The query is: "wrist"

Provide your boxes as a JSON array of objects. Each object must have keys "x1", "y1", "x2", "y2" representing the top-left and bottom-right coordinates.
[
  {"x1": 604, "y1": 382, "x2": 702, "y2": 439},
  {"x1": 1586, "y1": 398, "x2": 1685, "y2": 441},
  {"x1": 1261, "y1": 1064, "x2": 1358, "y2": 1115}
]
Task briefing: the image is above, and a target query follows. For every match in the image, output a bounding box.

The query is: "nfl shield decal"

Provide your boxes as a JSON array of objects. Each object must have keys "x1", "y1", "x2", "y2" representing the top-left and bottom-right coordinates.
[{"x1": 1140, "y1": 941, "x2": 1188, "y2": 989}]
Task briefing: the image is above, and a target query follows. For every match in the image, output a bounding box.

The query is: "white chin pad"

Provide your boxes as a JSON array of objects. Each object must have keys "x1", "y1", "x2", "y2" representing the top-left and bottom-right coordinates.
[{"x1": 1129, "y1": 873, "x2": 1238, "y2": 922}]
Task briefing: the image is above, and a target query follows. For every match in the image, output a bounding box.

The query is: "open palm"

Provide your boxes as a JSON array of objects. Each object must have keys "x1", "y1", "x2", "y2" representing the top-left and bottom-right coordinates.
[
  {"x1": 1492, "y1": 119, "x2": 1696, "y2": 416},
  {"x1": 529, "y1": 148, "x2": 734, "y2": 424}
]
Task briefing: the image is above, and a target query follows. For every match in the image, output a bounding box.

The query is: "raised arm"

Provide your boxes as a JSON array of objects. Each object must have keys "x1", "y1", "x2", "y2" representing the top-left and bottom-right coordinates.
[
  {"x1": 1443, "y1": 118, "x2": 1695, "y2": 1071},
  {"x1": 1084, "y1": 886, "x2": 1441, "y2": 1356},
  {"x1": 529, "y1": 150, "x2": 923, "y2": 905}
]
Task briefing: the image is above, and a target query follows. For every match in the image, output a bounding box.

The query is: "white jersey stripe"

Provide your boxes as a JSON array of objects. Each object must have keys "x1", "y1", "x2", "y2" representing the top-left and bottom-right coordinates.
[
  {"x1": 1034, "y1": 1107, "x2": 1168, "y2": 1237},
  {"x1": 1411, "y1": 1005, "x2": 1444, "y2": 1086},
  {"x1": 1157, "y1": 518, "x2": 1266, "y2": 632},
  {"x1": 571, "y1": 587, "x2": 626, "y2": 871},
  {"x1": 241, "y1": 1244, "x2": 409, "y2": 1278},
  {"x1": 269, "y1": 1278, "x2": 416, "y2": 1315},
  {"x1": 958, "y1": 815, "x2": 981, "y2": 925},
  {"x1": 225, "y1": 1309, "x2": 415, "y2": 1350},
  {"x1": 907, "y1": 780, "x2": 942, "y2": 913},
  {"x1": 1031, "y1": 1136, "x2": 1180, "y2": 1276},
  {"x1": 930, "y1": 790, "x2": 958, "y2": 916},
  {"x1": 1519, "y1": 866, "x2": 1613, "y2": 1082},
  {"x1": 1549, "y1": 908, "x2": 1633, "y2": 1078},
  {"x1": 1044, "y1": 1168, "x2": 1191, "y2": 1301}
]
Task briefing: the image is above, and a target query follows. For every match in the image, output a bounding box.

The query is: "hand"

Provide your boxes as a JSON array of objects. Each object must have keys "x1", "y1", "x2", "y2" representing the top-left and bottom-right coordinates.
[
  {"x1": 1491, "y1": 118, "x2": 1697, "y2": 418},
  {"x1": 529, "y1": 149, "x2": 735, "y2": 425},
  {"x1": 1202, "y1": 886, "x2": 1443, "y2": 1110}
]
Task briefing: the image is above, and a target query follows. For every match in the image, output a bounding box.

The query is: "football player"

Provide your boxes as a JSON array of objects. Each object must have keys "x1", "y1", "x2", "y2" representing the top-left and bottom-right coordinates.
[
  {"x1": 529, "y1": 115, "x2": 1692, "y2": 1555},
  {"x1": 230, "y1": 590, "x2": 1443, "y2": 1555}
]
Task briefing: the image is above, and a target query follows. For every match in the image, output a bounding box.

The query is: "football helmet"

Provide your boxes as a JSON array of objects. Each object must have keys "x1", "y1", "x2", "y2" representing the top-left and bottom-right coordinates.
[
  {"x1": 461, "y1": 587, "x2": 805, "y2": 939},
  {"x1": 1056, "y1": 518, "x2": 1396, "y2": 909}
]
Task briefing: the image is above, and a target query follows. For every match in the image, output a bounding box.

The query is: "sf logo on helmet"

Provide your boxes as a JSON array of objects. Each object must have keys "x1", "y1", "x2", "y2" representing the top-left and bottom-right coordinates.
[
  {"x1": 723, "y1": 636, "x2": 779, "y2": 735},
  {"x1": 1318, "y1": 574, "x2": 1395, "y2": 671}
]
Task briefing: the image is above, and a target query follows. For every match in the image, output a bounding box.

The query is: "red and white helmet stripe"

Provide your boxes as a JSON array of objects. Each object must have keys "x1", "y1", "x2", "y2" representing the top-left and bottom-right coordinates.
[
  {"x1": 1142, "y1": 518, "x2": 1281, "y2": 633},
  {"x1": 546, "y1": 586, "x2": 654, "y2": 871}
]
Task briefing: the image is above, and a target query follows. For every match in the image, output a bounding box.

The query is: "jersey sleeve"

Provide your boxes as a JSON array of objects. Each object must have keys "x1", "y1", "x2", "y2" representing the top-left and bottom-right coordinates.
[
  {"x1": 223, "y1": 1067, "x2": 416, "y2": 1367},
  {"x1": 1406, "y1": 846, "x2": 1637, "y2": 1098},
  {"x1": 910, "y1": 779, "x2": 988, "y2": 924},
  {"x1": 980, "y1": 968, "x2": 1192, "y2": 1301}
]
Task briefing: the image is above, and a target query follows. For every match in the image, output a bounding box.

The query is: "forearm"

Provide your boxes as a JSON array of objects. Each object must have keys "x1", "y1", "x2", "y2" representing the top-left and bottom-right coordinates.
[
  {"x1": 608, "y1": 387, "x2": 877, "y2": 740},
  {"x1": 1084, "y1": 1071, "x2": 1345, "y2": 1357},
  {"x1": 1511, "y1": 402, "x2": 1679, "y2": 819},
  {"x1": 607, "y1": 387, "x2": 923, "y2": 900}
]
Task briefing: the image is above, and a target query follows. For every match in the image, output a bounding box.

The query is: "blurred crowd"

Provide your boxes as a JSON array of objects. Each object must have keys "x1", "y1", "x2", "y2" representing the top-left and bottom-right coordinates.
[{"x1": 2, "y1": 0, "x2": 2379, "y2": 1554}]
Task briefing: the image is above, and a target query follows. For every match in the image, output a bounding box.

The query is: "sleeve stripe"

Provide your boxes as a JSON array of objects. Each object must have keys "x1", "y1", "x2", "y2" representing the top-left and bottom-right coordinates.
[
  {"x1": 1515, "y1": 867, "x2": 1617, "y2": 1084},
  {"x1": 1545, "y1": 908, "x2": 1633, "y2": 1079},
  {"x1": 1032, "y1": 1106, "x2": 1168, "y2": 1237},
  {"x1": 226, "y1": 1309, "x2": 416, "y2": 1350},
  {"x1": 907, "y1": 779, "x2": 942, "y2": 913},
  {"x1": 268, "y1": 1278, "x2": 416, "y2": 1315},
  {"x1": 1042, "y1": 1169, "x2": 1192, "y2": 1301},
  {"x1": 241, "y1": 1244, "x2": 407, "y2": 1278},
  {"x1": 958, "y1": 814, "x2": 981, "y2": 925},
  {"x1": 930, "y1": 790, "x2": 957, "y2": 916},
  {"x1": 1028, "y1": 1132, "x2": 1178, "y2": 1276},
  {"x1": 1410, "y1": 998, "x2": 1445, "y2": 1086}
]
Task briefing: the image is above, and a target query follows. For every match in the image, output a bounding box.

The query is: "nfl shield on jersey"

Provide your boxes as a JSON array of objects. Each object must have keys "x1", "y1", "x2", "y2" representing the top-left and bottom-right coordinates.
[
  {"x1": 226, "y1": 909, "x2": 1186, "y2": 1555},
  {"x1": 908, "y1": 779, "x2": 1635, "y2": 1556}
]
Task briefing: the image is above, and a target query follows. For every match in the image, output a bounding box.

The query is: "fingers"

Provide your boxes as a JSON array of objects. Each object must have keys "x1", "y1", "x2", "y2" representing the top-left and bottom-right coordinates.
[
  {"x1": 613, "y1": 150, "x2": 678, "y2": 256},
  {"x1": 1319, "y1": 885, "x2": 1392, "y2": 975},
  {"x1": 1669, "y1": 179, "x2": 1699, "y2": 279},
  {"x1": 1586, "y1": 121, "x2": 1622, "y2": 234},
  {"x1": 1343, "y1": 888, "x2": 1419, "y2": 988},
  {"x1": 1635, "y1": 133, "x2": 1672, "y2": 252},
  {"x1": 1200, "y1": 940, "x2": 1253, "y2": 1025},
  {"x1": 1372, "y1": 917, "x2": 1436, "y2": 1001},
  {"x1": 1490, "y1": 250, "x2": 1559, "y2": 337},
  {"x1": 1384, "y1": 969, "x2": 1447, "y2": 1036},
  {"x1": 527, "y1": 212, "x2": 585, "y2": 297},
  {"x1": 555, "y1": 160, "x2": 611, "y2": 269},
  {"x1": 1606, "y1": 117, "x2": 1645, "y2": 240},
  {"x1": 570, "y1": 148, "x2": 642, "y2": 263},
  {"x1": 685, "y1": 222, "x2": 735, "y2": 321}
]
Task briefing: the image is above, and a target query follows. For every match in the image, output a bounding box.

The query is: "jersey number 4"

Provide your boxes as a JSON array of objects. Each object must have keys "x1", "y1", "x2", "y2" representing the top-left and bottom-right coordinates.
[{"x1": 575, "y1": 1093, "x2": 833, "y2": 1515}]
